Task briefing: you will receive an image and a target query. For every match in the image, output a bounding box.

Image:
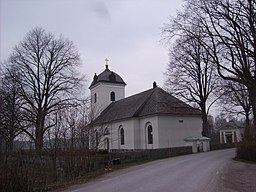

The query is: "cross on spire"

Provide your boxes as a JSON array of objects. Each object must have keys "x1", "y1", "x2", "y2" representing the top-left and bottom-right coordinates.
[{"x1": 105, "y1": 58, "x2": 109, "y2": 69}]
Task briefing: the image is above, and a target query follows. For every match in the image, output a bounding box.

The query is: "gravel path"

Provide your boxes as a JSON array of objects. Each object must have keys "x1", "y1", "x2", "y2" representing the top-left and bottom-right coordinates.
[{"x1": 216, "y1": 159, "x2": 256, "y2": 192}]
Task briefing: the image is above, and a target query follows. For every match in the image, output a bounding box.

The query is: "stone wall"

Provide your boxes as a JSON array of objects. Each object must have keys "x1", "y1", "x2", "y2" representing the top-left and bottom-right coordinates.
[
  {"x1": 210, "y1": 142, "x2": 238, "y2": 151},
  {"x1": 109, "y1": 146, "x2": 192, "y2": 164}
]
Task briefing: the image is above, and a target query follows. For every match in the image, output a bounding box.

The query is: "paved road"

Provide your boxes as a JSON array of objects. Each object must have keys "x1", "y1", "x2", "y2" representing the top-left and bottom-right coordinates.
[{"x1": 62, "y1": 149, "x2": 235, "y2": 192}]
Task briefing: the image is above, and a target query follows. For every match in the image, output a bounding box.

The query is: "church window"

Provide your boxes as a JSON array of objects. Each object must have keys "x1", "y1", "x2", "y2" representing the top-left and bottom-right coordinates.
[
  {"x1": 120, "y1": 127, "x2": 125, "y2": 145},
  {"x1": 94, "y1": 93, "x2": 97, "y2": 103},
  {"x1": 111, "y1": 91, "x2": 115, "y2": 101},
  {"x1": 147, "y1": 125, "x2": 153, "y2": 144}
]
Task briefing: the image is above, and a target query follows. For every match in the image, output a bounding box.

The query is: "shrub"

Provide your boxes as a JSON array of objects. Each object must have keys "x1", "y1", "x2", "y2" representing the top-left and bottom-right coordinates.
[{"x1": 236, "y1": 140, "x2": 256, "y2": 162}]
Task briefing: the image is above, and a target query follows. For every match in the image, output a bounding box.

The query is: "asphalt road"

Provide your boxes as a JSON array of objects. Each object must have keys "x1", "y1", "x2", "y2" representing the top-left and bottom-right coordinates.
[{"x1": 62, "y1": 148, "x2": 235, "y2": 192}]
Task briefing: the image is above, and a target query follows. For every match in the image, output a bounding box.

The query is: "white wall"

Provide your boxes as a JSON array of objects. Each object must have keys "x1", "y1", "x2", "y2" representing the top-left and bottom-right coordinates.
[
  {"x1": 90, "y1": 83, "x2": 125, "y2": 116},
  {"x1": 158, "y1": 116, "x2": 202, "y2": 148},
  {"x1": 139, "y1": 116, "x2": 159, "y2": 149},
  {"x1": 97, "y1": 117, "x2": 159, "y2": 150},
  {"x1": 133, "y1": 119, "x2": 141, "y2": 149},
  {"x1": 185, "y1": 141, "x2": 198, "y2": 153},
  {"x1": 108, "y1": 119, "x2": 136, "y2": 150},
  {"x1": 97, "y1": 115, "x2": 202, "y2": 150}
]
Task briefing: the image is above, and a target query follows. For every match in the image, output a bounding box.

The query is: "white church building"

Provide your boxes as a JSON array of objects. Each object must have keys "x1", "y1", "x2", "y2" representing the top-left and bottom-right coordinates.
[{"x1": 89, "y1": 62, "x2": 207, "y2": 152}]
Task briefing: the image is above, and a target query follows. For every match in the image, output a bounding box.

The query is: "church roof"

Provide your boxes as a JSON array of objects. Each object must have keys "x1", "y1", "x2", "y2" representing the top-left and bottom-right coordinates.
[
  {"x1": 89, "y1": 65, "x2": 126, "y2": 89},
  {"x1": 93, "y1": 86, "x2": 202, "y2": 124}
]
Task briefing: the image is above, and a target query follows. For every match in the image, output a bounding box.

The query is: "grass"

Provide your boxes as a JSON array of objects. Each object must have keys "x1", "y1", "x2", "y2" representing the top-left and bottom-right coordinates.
[
  {"x1": 47, "y1": 152, "x2": 193, "y2": 191},
  {"x1": 47, "y1": 169, "x2": 106, "y2": 191},
  {"x1": 233, "y1": 157, "x2": 256, "y2": 164},
  {"x1": 47, "y1": 158, "x2": 166, "y2": 191}
]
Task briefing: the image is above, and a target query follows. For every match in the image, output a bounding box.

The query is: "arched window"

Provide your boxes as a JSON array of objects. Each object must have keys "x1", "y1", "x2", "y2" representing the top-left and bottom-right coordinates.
[
  {"x1": 120, "y1": 127, "x2": 124, "y2": 145},
  {"x1": 94, "y1": 93, "x2": 97, "y2": 103},
  {"x1": 147, "y1": 125, "x2": 153, "y2": 144},
  {"x1": 110, "y1": 91, "x2": 115, "y2": 101}
]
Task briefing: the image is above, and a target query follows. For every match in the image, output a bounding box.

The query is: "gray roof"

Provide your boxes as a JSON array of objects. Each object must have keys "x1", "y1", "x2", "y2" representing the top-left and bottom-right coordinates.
[
  {"x1": 219, "y1": 121, "x2": 244, "y2": 130},
  {"x1": 184, "y1": 136, "x2": 210, "y2": 141},
  {"x1": 89, "y1": 65, "x2": 126, "y2": 89},
  {"x1": 93, "y1": 86, "x2": 202, "y2": 124}
]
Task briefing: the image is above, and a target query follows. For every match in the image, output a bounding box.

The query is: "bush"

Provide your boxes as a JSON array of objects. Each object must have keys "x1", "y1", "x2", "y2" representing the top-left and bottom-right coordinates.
[
  {"x1": 0, "y1": 156, "x2": 48, "y2": 192},
  {"x1": 0, "y1": 149, "x2": 107, "y2": 191},
  {"x1": 236, "y1": 140, "x2": 256, "y2": 162}
]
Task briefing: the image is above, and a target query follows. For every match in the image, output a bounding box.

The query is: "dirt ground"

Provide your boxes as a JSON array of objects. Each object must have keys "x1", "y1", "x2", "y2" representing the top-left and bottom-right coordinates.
[{"x1": 216, "y1": 160, "x2": 256, "y2": 192}]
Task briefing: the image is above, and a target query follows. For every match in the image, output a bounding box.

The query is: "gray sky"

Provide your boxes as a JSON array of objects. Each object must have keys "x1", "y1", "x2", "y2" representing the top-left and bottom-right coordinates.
[{"x1": 0, "y1": 0, "x2": 183, "y2": 97}]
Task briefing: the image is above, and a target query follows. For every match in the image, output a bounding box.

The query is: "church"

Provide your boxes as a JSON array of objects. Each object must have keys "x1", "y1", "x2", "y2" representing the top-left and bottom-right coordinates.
[{"x1": 89, "y1": 60, "x2": 206, "y2": 152}]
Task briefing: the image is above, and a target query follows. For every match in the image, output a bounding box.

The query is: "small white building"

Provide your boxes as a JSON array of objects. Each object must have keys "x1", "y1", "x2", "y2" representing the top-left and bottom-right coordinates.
[
  {"x1": 90, "y1": 63, "x2": 204, "y2": 151},
  {"x1": 219, "y1": 121, "x2": 244, "y2": 144},
  {"x1": 184, "y1": 136, "x2": 210, "y2": 153}
]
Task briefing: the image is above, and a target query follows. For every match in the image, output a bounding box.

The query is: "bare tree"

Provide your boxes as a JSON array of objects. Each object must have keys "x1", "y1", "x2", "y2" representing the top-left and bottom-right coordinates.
[
  {"x1": 8, "y1": 27, "x2": 84, "y2": 151},
  {"x1": 0, "y1": 66, "x2": 23, "y2": 152},
  {"x1": 219, "y1": 81, "x2": 252, "y2": 139},
  {"x1": 162, "y1": 13, "x2": 219, "y2": 136},
  {"x1": 164, "y1": 0, "x2": 256, "y2": 136},
  {"x1": 185, "y1": 0, "x2": 256, "y2": 135}
]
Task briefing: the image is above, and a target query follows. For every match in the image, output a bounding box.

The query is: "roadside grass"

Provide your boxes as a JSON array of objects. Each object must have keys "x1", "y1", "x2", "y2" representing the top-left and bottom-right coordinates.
[
  {"x1": 233, "y1": 157, "x2": 256, "y2": 164},
  {"x1": 48, "y1": 159, "x2": 158, "y2": 191},
  {"x1": 48, "y1": 153, "x2": 192, "y2": 192},
  {"x1": 47, "y1": 169, "x2": 106, "y2": 191}
]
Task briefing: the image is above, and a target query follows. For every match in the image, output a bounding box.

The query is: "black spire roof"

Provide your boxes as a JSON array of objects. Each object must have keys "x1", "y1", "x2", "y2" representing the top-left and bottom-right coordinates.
[{"x1": 89, "y1": 65, "x2": 126, "y2": 89}]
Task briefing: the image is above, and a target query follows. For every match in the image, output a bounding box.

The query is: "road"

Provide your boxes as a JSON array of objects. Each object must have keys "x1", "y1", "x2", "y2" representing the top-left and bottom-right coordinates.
[{"x1": 62, "y1": 148, "x2": 235, "y2": 192}]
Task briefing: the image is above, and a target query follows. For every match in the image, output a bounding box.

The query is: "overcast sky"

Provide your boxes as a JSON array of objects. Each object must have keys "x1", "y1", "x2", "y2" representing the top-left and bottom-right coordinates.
[{"x1": 0, "y1": 0, "x2": 183, "y2": 97}]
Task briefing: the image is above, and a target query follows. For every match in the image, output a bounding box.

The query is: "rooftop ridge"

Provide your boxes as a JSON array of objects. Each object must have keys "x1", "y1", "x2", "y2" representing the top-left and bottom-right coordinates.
[{"x1": 133, "y1": 88, "x2": 155, "y2": 117}]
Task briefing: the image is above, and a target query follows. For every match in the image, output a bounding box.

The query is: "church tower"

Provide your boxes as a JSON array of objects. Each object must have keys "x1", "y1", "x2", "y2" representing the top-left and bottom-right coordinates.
[{"x1": 89, "y1": 59, "x2": 126, "y2": 117}]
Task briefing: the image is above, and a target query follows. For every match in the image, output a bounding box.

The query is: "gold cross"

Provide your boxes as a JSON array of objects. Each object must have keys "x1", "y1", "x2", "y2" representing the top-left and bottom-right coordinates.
[{"x1": 105, "y1": 58, "x2": 109, "y2": 67}]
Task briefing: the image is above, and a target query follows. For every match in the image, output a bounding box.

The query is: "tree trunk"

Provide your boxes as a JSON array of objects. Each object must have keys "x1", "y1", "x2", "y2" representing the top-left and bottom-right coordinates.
[
  {"x1": 249, "y1": 88, "x2": 256, "y2": 140},
  {"x1": 35, "y1": 111, "x2": 45, "y2": 152},
  {"x1": 201, "y1": 105, "x2": 209, "y2": 137},
  {"x1": 7, "y1": 93, "x2": 16, "y2": 152},
  {"x1": 35, "y1": 128, "x2": 43, "y2": 151},
  {"x1": 244, "y1": 111, "x2": 251, "y2": 141},
  {"x1": 7, "y1": 132, "x2": 14, "y2": 152}
]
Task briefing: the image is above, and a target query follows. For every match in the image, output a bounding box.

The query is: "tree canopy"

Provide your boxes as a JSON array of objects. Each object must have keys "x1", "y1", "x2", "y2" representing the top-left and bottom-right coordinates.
[{"x1": 7, "y1": 27, "x2": 84, "y2": 150}]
